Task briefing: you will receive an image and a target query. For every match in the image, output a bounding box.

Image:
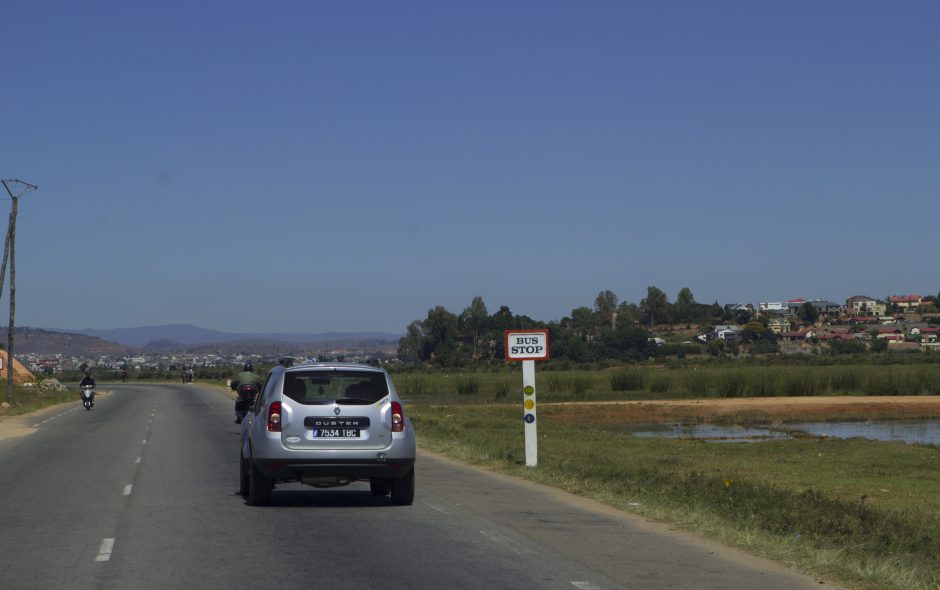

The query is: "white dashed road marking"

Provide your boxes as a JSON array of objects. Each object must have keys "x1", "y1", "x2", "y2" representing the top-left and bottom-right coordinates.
[
  {"x1": 480, "y1": 530, "x2": 535, "y2": 555},
  {"x1": 33, "y1": 407, "x2": 79, "y2": 428},
  {"x1": 123, "y1": 484, "x2": 133, "y2": 496},
  {"x1": 421, "y1": 500, "x2": 450, "y2": 515},
  {"x1": 95, "y1": 538, "x2": 115, "y2": 562}
]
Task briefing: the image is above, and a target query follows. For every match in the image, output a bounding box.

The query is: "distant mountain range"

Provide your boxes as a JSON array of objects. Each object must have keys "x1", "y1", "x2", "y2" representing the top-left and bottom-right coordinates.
[
  {"x1": 13, "y1": 327, "x2": 136, "y2": 355},
  {"x1": 9, "y1": 324, "x2": 402, "y2": 355},
  {"x1": 57, "y1": 324, "x2": 402, "y2": 348}
]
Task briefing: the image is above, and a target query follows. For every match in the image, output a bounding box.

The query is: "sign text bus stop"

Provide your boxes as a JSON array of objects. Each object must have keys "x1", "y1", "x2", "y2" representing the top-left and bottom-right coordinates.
[{"x1": 504, "y1": 329, "x2": 549, "y2": 467}]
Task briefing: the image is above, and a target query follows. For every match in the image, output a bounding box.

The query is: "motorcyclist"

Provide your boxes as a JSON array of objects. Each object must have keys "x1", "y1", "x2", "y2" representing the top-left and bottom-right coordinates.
[
  {"x1": 231, "y1": 362, "x2": 263, "y2": 424},
  {"x1": 79, "y1": 370, "x2": 96, "y2": 407}
]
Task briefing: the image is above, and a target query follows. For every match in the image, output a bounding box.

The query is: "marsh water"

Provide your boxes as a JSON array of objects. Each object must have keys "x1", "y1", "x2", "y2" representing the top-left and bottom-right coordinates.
[{"x1": 624, "y1": 420, "x2": 940, "y2": 445}]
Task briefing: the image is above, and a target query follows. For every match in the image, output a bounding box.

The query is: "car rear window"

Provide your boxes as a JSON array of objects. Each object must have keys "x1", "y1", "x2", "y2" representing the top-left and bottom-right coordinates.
[{"x1": 281, "y1": 370, "x2": 389, "y2": 405}]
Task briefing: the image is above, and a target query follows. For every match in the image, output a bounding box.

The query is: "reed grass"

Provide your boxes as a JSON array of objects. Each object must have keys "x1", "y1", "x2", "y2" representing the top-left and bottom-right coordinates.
[{"x1": 389, "y1": 364, "x2": 940, "y2": 405}]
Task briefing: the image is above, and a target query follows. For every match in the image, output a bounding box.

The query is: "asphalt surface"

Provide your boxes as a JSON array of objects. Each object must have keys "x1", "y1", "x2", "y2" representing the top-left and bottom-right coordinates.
[{"x1": 0, "y1": 384, "x2": 842, "y2": 589}]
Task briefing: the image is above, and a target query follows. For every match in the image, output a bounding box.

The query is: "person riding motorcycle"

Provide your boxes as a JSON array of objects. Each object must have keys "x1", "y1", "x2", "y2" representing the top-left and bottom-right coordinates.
[
  {"x1": 79, "y1": 370, "x2": 96, "y2": 408},
  {"x1": 231, "y1": 362, "x2": 263, "y2": 424}
]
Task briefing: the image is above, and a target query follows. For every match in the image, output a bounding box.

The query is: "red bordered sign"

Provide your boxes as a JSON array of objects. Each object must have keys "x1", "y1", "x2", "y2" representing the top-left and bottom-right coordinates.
[{"x1": 504, "y1": 329, "x2": 550, "y2": 361}]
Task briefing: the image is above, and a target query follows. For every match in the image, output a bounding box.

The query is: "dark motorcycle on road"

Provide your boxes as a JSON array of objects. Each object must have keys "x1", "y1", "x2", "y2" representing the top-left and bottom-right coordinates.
[
  {"x1": 234, "y1": 383, "x2": 259, "y2": 424},
  {"x1": 80, "y1": 385, "x2": 95, "y2": 410}
]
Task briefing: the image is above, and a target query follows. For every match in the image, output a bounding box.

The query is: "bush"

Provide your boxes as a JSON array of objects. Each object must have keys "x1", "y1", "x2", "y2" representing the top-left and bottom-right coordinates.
[
  {"x1": 610, "y1": 368, "x2": 646, "y2": 391},
  {"x1": 398, "y1": 375, "x2": 428, "y2": 397},
  {"x1": 717, "y1": 371, "x2": 747, "y2": 398},
  {"x1": 546, "y1": 376, "x2": 566, "y2": 393},
  {"x1": 649, "y1": 373, "x2": 672, "y2": 393},
  {"x1": 455, "y1": 376, "x2": 480, "y2": 395},
  {"x1": 784, "y1": 372, "x2": 820, "y2": 396},
  {"x1": 684, "y1": 370, "x2": 713, "y2": 395},
  {"x1": 571, "y1": 374, "x2": 593, "y2": 396},
  {"x1": 493, "y1": 379, "x2": 512, "y2": 399},
  {"x1": 828, "y1": 368, "x2": 862, "y2": 393},
  {"x1": 747, "y1": 370, "x2": 783, "y2": 397}
]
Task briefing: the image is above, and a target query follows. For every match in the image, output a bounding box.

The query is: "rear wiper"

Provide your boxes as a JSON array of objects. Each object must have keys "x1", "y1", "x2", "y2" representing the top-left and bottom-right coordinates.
[{"x1": 335, "y1": 397, "x2": 375, "y2": 405}]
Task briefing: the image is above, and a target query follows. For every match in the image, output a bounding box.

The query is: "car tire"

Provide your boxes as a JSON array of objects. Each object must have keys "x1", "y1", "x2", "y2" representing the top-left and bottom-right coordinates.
[
  {"x1": 369, "y1": 480, "x2": 390, "y2": 496},
  {"x1": 239, "y1": 452, "x2": 249, "y2": 497},
  {"x1": 247, "y1": 460, "x2": 272, "y2": 506},
  {"x1": 390, "y1": 468, "x2": 414, "y2": 506}
]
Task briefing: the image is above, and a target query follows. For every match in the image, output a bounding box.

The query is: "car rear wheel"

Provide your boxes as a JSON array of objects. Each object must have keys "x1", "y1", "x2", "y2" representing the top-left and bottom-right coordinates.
[
  {"x1": 390, "y1": 468, "x2": 414, "y2": 506},
  {"x1": 247, "y1": 459, "x2": 272, "y2": 506},
  {"x1": 369, "y1": 480, "x2": 390, "y2": 496},
  {"x1": 238, "y1": 452, "x2": 249, "y2": 497}
]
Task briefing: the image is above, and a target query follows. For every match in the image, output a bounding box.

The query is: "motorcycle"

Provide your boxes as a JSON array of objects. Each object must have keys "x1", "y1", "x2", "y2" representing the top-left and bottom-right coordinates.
[
  {"x1": 234, "y1": 383, "x2": 259, "y2": 424},
  {"x1": 80, "y1": 385, "x2": 95, "y2": 410}
]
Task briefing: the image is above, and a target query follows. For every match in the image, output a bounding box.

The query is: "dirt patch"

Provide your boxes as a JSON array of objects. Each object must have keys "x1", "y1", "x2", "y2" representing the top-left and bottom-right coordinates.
[{"x1": 542, "y1": 395, "x2": 940, "y2": 424}]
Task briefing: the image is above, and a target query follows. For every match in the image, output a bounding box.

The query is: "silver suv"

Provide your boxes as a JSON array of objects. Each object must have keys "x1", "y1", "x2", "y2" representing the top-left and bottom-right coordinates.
[{"x1": 239, "y1": 363, "x2": 416, "y2": 506}]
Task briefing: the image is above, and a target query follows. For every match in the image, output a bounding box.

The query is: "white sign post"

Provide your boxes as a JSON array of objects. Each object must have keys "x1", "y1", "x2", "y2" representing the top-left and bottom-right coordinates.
[{"x1": 505, "y1": 329, "x2": 549, "y2": 467}]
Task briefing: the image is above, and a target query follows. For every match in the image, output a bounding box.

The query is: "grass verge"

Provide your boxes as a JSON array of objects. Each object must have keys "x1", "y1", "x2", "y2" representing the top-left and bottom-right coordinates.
[
  {"x1": 0, "y1": 385, "x2": 76, "y2": 416},
  {"x1": 410, "y1": 404, "x2": 940, "y2": 590}
]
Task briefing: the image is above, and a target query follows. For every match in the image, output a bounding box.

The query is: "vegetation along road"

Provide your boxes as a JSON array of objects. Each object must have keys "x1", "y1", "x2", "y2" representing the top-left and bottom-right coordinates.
[{"x1": 402, "y1": 368, "x2": 940, "y2": 590}]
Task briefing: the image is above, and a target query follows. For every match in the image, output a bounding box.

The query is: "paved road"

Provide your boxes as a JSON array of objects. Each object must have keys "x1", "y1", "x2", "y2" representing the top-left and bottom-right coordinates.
[{"x1": 0, "y1": 384, "x2": 841, "y2": 589}]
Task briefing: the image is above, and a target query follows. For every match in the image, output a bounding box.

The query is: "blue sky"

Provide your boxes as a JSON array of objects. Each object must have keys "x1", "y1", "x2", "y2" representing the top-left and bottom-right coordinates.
[{"x1": 2, "y1": 1, "x2": 938, "y2": 334}]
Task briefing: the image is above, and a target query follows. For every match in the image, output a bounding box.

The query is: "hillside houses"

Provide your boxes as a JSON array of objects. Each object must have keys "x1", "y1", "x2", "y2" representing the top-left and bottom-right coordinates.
[
  {"x1": 742, "y1": 293, "x2": 940, "y2": 352},
  {"x1": 757, "y1": 294, "x2": 936, "y2": 321},
  {"x1": 888, "y1": 294, "x2": 923, "y2": 309},
  {"x1": 846, "y1": 295, "x2": 887, "y2": 316}
]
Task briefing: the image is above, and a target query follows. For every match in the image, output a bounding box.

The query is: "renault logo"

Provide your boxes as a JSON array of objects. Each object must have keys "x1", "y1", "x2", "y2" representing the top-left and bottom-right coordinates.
[{"x1": 334, "y1": 407, "x2": 341, "y2": 416}]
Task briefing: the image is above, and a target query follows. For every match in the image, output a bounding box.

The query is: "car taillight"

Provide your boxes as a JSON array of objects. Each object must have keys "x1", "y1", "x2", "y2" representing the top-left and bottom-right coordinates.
[
  {"x1": 267, "y1": 402, "x2": 282, "y2": 432},
  {"x1": 391, "y1": 401, "x2": 404, "y2": 432}
]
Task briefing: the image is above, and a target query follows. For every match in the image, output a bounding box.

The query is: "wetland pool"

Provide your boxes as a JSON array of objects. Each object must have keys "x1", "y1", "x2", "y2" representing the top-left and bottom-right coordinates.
[{"x1": 622, "y1": 420, "x2": 940, "y2": 445}]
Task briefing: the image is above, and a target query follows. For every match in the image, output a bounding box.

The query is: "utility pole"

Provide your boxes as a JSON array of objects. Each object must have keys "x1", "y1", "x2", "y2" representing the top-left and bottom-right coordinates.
[{"x1": 1, "y1": 179, "x2": 38, "y2": 404}]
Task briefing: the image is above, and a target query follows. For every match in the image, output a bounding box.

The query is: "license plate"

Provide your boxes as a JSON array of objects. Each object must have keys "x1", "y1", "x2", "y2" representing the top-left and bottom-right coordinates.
[{"x1": 313, "y1": 428, "x2": 360, "y2": 438}]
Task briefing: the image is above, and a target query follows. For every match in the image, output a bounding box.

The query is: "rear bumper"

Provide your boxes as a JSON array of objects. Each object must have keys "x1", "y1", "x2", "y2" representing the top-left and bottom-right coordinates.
[{"x1": 253, "y1": 458, "x2": 415, "y2": 482}]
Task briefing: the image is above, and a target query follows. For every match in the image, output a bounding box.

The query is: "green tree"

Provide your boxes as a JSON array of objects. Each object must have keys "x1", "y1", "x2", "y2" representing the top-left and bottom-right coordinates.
[
  {"x1": 673, "y1": 287, "x2": 696, "y2": 323},
  {"x1": 599, "y1": 324, "x2": 650, "y2": 360},
  {"x1": 459, "y1": 295, "x2": 489, "y2": 360},
  {"x1": 830, "y1": 339, "x2": 866, "y2": 355},
  {"x1": 423, "y1": 306, "x2": 460, "y2": 365},
  {"x1": 741, "y1": 321, "x2": 765, "y2": 342},
  {"x1": 640, "y1": 286, "x2": 670, "y2": 327},
  {"x1": 594, "y1": 290, "x2": 618, "y2": 329},
  {"x1": 798, "y1": 302, "x2": 819, "y2": 324},
  {"x1": 750, "y1": 338, "x2": 780, "y2": 354},
  {"x1": 551, "y1": 329, "x2": 594, "y2": 362},
  {"x1": 616, "y1": 301, "x2": 640, "y2": 326},
  {"x1": 870, "y1": 330, "x2": 887, "y2": 352},
  {"x1": 706, "y1": 339, "x2": 726, "y2": 356},
  {"x1": 569, "y1": 306, "x2": 595, "y2": 338},
  {"x1": 397, "y1": 320, "x2": 424, "y2": 364}
]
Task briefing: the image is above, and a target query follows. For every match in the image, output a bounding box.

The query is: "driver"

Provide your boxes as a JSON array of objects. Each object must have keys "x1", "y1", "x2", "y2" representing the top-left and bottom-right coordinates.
[
  {"x1": 231, "y1": 362, "x2": 263, "y2": 423},
  {"x1": 79, "y1": 370, "x2": 96, "y2": 407}
]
